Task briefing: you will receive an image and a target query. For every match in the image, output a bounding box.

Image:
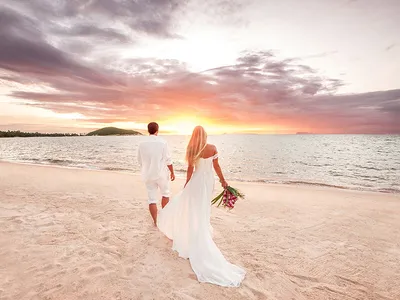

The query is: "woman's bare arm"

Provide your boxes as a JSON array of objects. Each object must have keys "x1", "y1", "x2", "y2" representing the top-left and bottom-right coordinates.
[
  {"x1": 213, "y1": 157, "x2": 228, "y2": 188},
  {"x1": 185, "y1": 163, "x2": 194, "y2": 187}
]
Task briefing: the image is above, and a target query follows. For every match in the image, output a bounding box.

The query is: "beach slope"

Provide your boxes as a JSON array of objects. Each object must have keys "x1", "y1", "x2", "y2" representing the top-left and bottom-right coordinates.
[{"x1": 0, "y1": 162, "x2": 399, "y2": 299}]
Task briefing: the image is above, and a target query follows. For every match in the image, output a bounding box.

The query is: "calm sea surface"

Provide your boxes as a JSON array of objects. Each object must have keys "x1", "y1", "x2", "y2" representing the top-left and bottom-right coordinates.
[{"x1": 0, "y1": 134, "x2": 399, "y2": 193}]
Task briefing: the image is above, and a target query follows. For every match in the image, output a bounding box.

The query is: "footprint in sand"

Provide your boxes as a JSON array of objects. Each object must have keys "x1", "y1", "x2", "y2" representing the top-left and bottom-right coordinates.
[
  {"x1": 121, "y1": 266, "x2": 134, "y2": 278},
  {"x1": 40, "y1": 221, "x2": 56, "y2": 227},
  {"x1": 86, "y1": 265, "x2": 106, "y2": 275},
  {"x1": 247, "y1": 286, "x2": 269, "y2": 299},
  {"x1": 37, "y1": 284, "x2": 65, "y2": 300},
  {"x1": 41, "y1": 264, "x2": 55, "y2": 272},
  {"x1": 101, "y1": 236, "x2": 110, "y2": 242},
  {"x1": 10, "y1": 216, "x2": 24, "y2": 224}
]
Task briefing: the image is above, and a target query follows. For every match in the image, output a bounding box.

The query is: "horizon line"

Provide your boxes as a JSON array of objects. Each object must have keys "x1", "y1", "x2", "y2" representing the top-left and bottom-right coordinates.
[{"x1": 1, "y1": 129, "x2": 399, "y2": 136}]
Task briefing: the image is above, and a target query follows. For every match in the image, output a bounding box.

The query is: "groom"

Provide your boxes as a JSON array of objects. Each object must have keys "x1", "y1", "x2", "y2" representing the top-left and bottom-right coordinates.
[{"x1": 137, "y1": 122, "x2": 175, "y2": 225}]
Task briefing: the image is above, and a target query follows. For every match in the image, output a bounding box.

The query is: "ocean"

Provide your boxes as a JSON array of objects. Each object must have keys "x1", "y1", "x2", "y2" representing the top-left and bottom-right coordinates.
[{"x1": 0, "y1": 134, "x2": 399, "y2": 193}]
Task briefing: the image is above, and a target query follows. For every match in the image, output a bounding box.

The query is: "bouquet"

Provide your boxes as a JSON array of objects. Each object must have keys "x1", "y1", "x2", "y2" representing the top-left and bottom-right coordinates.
[{"x1": 211, "y1": 186, "x2": 245, "y2": 209}]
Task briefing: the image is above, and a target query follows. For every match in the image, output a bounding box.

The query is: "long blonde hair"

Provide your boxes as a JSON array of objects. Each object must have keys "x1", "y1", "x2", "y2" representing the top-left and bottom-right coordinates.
[{"x1": 186, "y1": 126, "x2": 207, "y2": 165}]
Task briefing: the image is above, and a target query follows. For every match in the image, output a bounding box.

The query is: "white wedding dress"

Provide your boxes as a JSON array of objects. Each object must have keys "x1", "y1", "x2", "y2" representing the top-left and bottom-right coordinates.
[{"x1": 157, "y1": 154, "x2": 246, "y2": 287}]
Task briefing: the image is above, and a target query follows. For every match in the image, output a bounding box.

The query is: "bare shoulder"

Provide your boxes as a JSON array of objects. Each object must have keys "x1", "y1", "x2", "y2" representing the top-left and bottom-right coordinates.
[{"x1": 206, "y1": 144, "x2": 217, "y2": 153}]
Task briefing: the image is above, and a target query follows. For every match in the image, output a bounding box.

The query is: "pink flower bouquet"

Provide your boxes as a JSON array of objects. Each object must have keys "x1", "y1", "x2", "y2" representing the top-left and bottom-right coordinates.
[{"x1": 211, "y1": 186, "x2": 245, "y2": 209}]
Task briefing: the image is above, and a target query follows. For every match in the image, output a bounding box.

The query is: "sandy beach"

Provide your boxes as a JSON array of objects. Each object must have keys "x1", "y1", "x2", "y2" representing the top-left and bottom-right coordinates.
[{"x1": 0, "y1": 161, "x2": 399, "y2": 300}]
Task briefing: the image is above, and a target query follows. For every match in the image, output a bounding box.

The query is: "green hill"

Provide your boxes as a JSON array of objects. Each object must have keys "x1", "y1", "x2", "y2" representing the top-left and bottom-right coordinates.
[
  {"x1": 0, "y1": 130, "x2": 80, "y2": 137},
  {"x1": 87, "y1": 127, "x2": 142, "y2": 136}
]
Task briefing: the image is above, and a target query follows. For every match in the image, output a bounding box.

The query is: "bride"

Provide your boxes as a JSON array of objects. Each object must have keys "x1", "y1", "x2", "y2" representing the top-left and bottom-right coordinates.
[{"x1": 157, "y1": 126, "x2": 246, "y2": 287}]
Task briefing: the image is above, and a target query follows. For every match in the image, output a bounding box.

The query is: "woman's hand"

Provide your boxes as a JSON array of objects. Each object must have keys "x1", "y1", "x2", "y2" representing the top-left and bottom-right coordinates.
[
  {"x1": 213, "y1": 153, "x2": 228, "y2": 189},
  {"x1": 220, "y1": 179, "x2": 228, "y2": 188}
]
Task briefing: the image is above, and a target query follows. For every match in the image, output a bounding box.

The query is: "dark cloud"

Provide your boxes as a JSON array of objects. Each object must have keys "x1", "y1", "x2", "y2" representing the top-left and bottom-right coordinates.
[
  {"x1": 0, "y1": 6, "x2": 128, "y2": 89},
  {"x1": 0, "y1": 0, "x2": 187, "y2": 63},
  {"x1": 0, "y1": 7, "x2": 42, "y2": 39},
  {"x1": 52, "y1": 24, "x2": 131, "y2": 43},
  {"x1": 0, "y1": 30, "x2": 119, "y2": 87},
  {"x1": 10, "y1": 0, "x2": 186, "y2": 38},
  {"x1": 59, "y1": 41, "x2": 95, "y2": 56}
]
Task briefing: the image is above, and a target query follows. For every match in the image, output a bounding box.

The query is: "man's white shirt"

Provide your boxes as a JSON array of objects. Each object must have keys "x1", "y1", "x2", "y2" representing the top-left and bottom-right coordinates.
[{"x1": 137, "y1": 135, "x2": 172, "y2": 182}]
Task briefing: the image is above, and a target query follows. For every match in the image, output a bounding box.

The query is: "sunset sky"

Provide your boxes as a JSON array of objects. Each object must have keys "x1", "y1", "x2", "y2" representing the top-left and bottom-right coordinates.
[{"x1": 0, "y1": 0, "x2": 399, "y2": 134}]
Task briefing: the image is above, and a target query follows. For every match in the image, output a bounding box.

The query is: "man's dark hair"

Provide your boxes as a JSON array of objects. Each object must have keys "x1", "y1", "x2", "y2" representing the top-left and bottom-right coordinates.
[{"x1": 147, "y1": 122, "x2": 159, "y2": 134}]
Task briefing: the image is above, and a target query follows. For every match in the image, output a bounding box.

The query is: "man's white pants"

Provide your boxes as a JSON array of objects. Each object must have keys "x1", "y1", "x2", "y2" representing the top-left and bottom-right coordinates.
[{"x1": 145, "y1": 175, "x2": 170, "y2": 204}]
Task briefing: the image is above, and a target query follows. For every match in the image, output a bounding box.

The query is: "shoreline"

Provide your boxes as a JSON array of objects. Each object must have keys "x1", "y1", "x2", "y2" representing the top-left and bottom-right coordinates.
[{"x1": 1, "y1": 159, "x2": 399, "y2": 195}]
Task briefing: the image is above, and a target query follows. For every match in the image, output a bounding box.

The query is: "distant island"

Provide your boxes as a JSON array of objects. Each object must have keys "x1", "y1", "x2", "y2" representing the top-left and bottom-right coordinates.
[
  {"x1": 86, "y1": 127, "x2": 142, "y2": 136},
  {"x1": 0, "y1": 127, "x2": 142, "y2": 138},
  {"x1": 0, "y1": 130, "x2": 81, "y2": 138}
]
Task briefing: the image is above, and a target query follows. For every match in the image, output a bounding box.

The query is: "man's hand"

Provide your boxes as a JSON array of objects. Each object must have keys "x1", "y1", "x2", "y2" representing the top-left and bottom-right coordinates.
[{"x1": 167, "y1": 164, "x2": 175, "y2": 181}]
